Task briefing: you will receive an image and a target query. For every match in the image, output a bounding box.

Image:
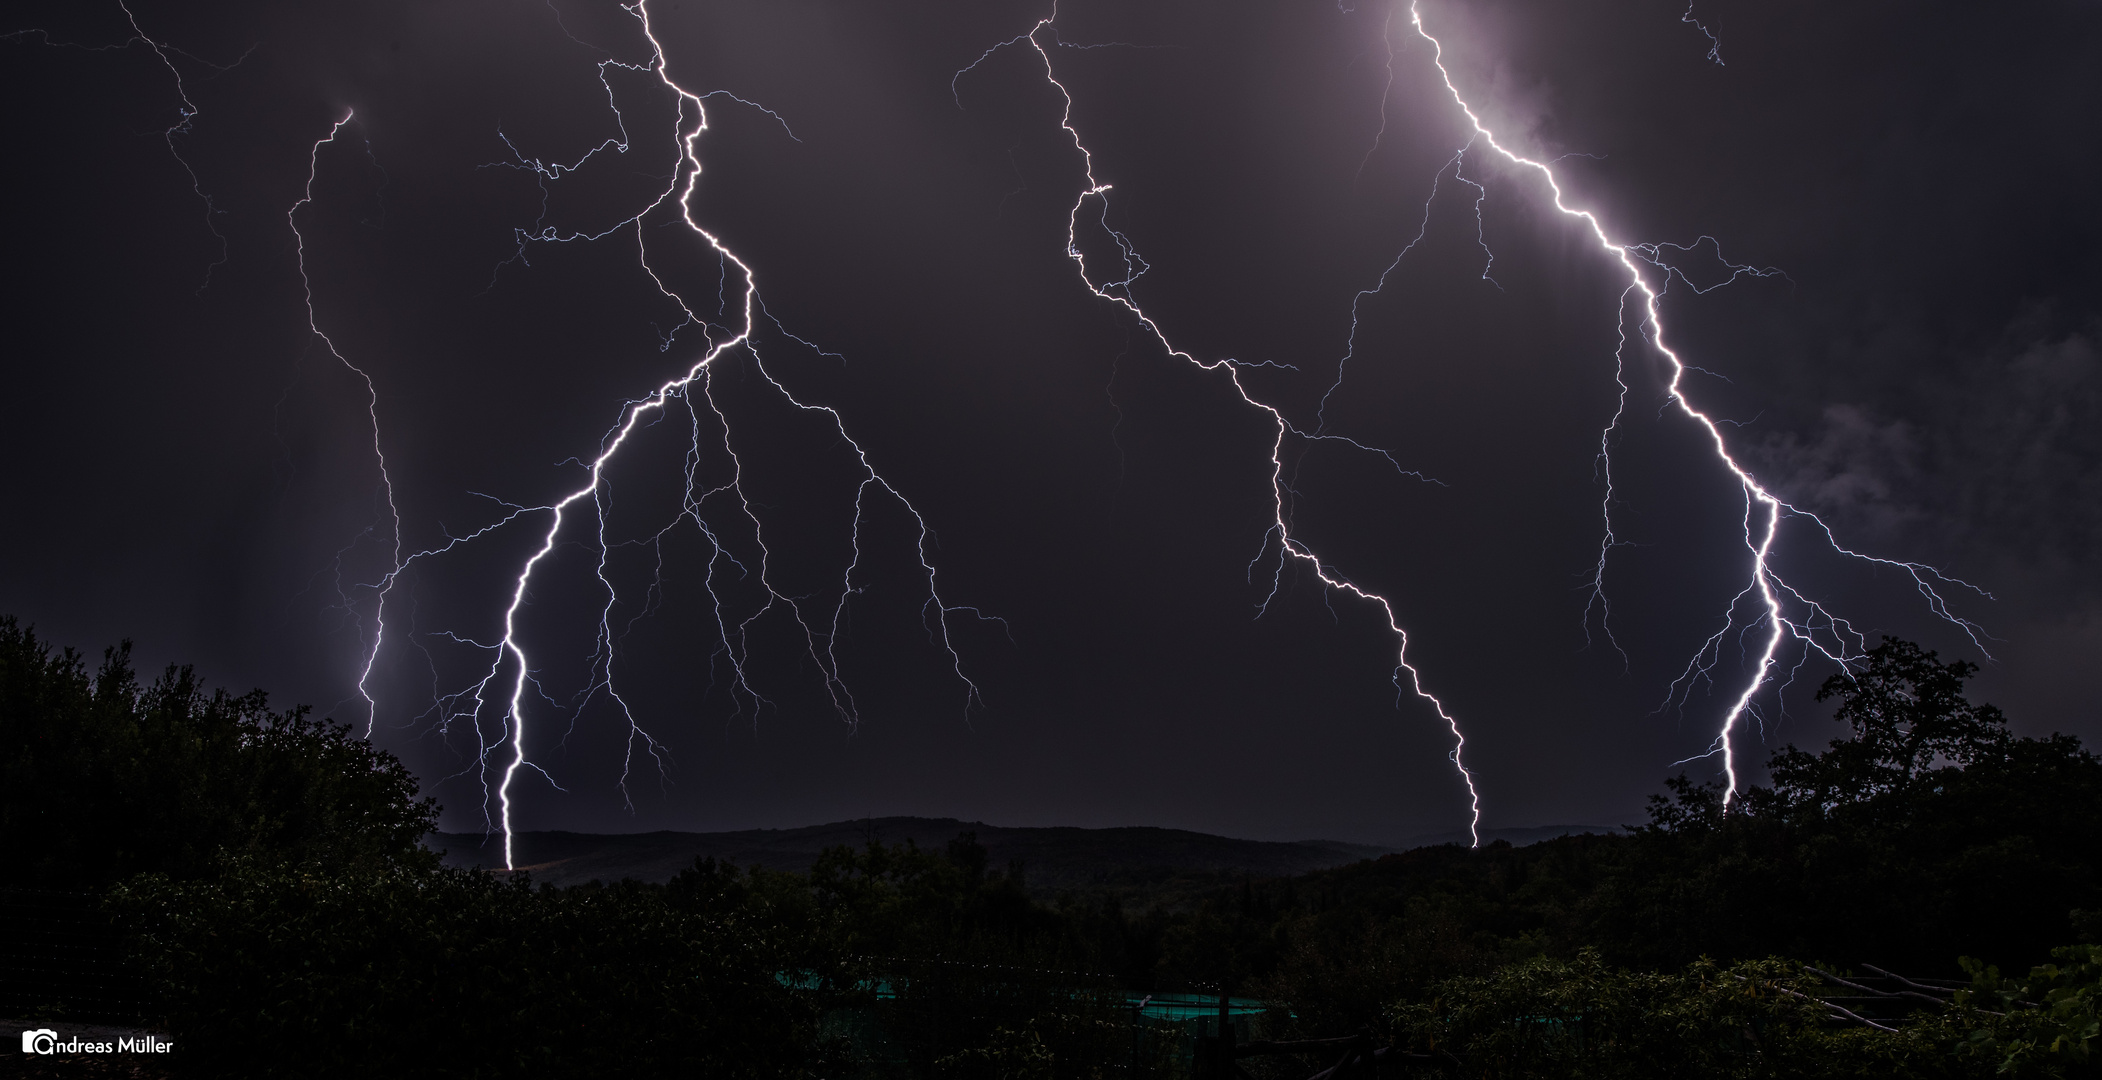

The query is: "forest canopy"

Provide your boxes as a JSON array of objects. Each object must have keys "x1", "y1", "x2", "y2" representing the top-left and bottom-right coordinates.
[{"x1": 4, "y1": 620, "x2": 2099, "y2": 1077}]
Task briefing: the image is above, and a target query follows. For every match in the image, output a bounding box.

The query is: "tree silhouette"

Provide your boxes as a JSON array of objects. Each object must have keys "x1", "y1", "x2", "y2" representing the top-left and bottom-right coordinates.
[
  {"x1": 0, "y1": 616, "x2": 437, "y2": 887},
  {"x1": 1771, "y1": 638, "x2": 2016, "y2": 809}
]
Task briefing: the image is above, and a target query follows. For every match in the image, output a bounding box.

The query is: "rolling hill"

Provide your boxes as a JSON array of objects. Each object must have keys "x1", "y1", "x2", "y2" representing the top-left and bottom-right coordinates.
[{"x1": 430, "y1": 818, "x2": 1620, "y2": 900}]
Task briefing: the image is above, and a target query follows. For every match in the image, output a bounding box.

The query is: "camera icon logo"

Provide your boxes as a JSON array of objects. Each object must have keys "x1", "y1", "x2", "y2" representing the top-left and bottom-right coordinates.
[{"x1": 21, "y1": 1029, "x2": 59, "y2": 1054}]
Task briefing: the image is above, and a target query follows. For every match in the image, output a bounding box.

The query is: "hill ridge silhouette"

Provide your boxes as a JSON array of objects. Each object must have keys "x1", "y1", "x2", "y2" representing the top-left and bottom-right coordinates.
[{"x1": 431, "y1": 817, "x2": 1619, "y2": 898}]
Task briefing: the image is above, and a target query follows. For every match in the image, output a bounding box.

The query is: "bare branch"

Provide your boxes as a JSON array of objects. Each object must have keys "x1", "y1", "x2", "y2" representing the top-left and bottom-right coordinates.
[{"x1": 1803, "y1": 964, "x2": 1950, "y2": 1007}]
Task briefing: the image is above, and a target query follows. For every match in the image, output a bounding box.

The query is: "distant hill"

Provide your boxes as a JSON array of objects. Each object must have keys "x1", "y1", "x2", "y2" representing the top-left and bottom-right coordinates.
[
  {"x1": 431, "y1": 817, "x2": 1395, "y2": 898},
  {"x1": 430, "y1": 818, "x2": 1621, "y2": 901},
  {"x1": 1399, "y1": 824, "x2": 1627, "y2": 849}
]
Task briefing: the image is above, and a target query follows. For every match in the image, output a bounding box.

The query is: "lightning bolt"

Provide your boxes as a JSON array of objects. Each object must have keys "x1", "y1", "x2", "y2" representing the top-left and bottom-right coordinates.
[
  {"x1": 286, "y1": 1, "x2": 994, "y2": 868},
  {"x1": 1398, "y1": 0, "x2": 1987, "y2": 802},
  {"x1": 286, "y1": 112, "x2": 406, "y2": 748},
  {"x1": 959, "y1": 0, "x2": 1989, "y2": 829},
  {"x1": 7, "y1": 4, "x2": 250, "y2": 289},
  {"x1": 39, "y1": 0, "x2": 1999, "y2": 854},
  {"x1": 476, "y1": 0, "x2": 994, "y2": 868},
  {"x1": 1681, "y1": 3, "x2": 1726, "y2": 67},
  {"x1": 116, "y1": 1, "x2": 236, "y2": 290},
  {"x1": 958, "y1": 14, "x2": 1485, "y2": 845}
]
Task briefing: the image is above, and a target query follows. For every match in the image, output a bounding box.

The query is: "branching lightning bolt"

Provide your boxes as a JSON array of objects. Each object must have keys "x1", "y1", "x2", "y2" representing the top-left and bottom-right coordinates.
[
  {"x1": 1681, "y1": 3, "x2": 1725, "y2": 67},
  {"x1": 958, "y1": 13, "x2": 1484, "y2": 845},
  {"x1": 44, "y1": 0, "x2": 2003, "y2": 855},
  {"x1": 7, "y1": 4, "x2": 250, "y2": 290},
  {"x1": 287, "y1": 113, "x2": 406, "y2": 750},
  {"x1": 957, "y1": 0, "x2": 1991, "y2": 829},
  {"x1": 301, "y1": 1, "x2": 991, "y2": 868},
  {"x1": 1401, "y1": 1, "x2": 1987, "y2": 803},
  {"x1": 116, "y1": 1, "x2": 239, "y2": 290}
]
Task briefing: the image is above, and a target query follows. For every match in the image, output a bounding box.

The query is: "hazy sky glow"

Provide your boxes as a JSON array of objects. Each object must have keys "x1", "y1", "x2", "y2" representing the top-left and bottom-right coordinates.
[{"x1": 5, "y1": 0, "x2": 2096, "y2": 847}]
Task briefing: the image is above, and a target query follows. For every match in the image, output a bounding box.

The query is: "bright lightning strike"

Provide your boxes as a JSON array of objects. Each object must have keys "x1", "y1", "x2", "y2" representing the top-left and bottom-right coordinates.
[
  {"x1": 465, "y1": 1, "x2": 993, "y2": 869},
  {"x1": 957, "y1": 0, "x2": 1991, "y2": 833},
  {"x1": 287, "y1": 112, "x2": 405, "y2": 749},
  {"x1": 957, "y1": 13, "x2": 1486, "y2": 846},
  {"x1": 299, "y1": 0, "x2": 993, "y2": 869},
  {"x1": 41, "y1": 0, "x2": 2001, "y2": 855},
  {"x1": 1400, "y1": 0, "x2": 1988, "y2": 803}
]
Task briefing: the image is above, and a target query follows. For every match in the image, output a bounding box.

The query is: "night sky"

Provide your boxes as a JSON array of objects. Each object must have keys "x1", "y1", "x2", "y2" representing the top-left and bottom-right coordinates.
[{"x1": 5, "y1": 0, "x2": 2097, "y2": 847}]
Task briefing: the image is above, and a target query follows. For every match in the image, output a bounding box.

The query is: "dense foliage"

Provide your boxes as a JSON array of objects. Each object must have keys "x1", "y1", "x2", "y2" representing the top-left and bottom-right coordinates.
[
  {"x1": 1387, "y1": 953, "x2": 1962, "y2": 1079},
  {"x1": 0, "y1": 620, "x2": 841, "y2": 1076},
  {"x1": 1592, "y1": 639, "x2": 2102, "y2": 973},
  {"x1": 807, "y1": 832, "x2": 1058, "y2": 963},
  {"x1": 8, "y1": 617, "x2": 2101, "y2": 1078},
  {"x1": 0, "y1": 616, "x2": 437, "y2": 886},
  {"x1": 111, "y1": 860, "x2": 831, "y2": 1078},
  {"x1": 1957, "y1": 944, "x2": 2102, "y2": 1077},
  {"x1": 1048, "y1": 638, "x2": 2102, "y2": 1014}
]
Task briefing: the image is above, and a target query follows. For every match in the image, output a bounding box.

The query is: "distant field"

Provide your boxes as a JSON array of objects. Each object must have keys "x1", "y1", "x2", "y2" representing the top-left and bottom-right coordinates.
[{"x1": 429, "y1": 818, "x2": 1619, "y2": 902}]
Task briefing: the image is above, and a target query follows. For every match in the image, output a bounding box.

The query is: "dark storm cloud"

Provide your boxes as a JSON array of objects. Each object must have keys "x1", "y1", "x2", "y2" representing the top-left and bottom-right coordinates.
[{"x1": 3, "y1": 0, "x2": 2095, "y2": 844}]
